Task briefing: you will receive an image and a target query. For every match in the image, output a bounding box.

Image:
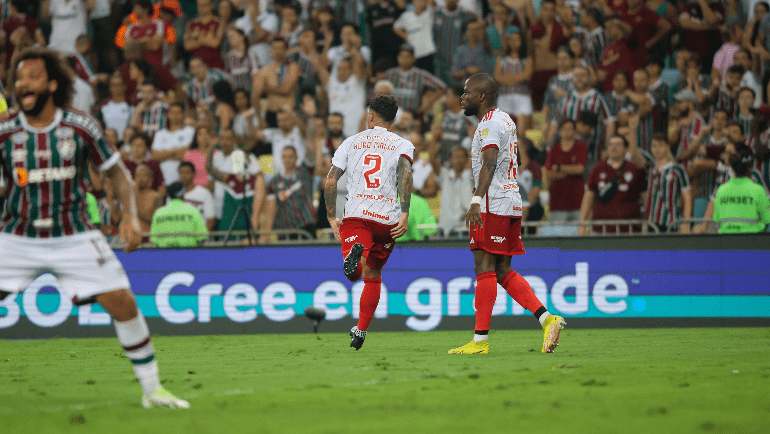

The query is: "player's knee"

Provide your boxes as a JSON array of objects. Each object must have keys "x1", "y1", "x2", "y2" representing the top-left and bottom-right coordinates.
[
  {"x1": 97, "y1": 289, "x2": 138, "y2": 321},
  {"x1": 495, "y1": 266, "x2": 513, "y2": 282}
]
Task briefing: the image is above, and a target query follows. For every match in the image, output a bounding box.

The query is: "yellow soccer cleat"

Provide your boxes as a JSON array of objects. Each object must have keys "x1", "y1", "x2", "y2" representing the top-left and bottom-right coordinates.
[
  {"x1": 542, "y1": 315, "x2": 566, "y2": 353},
  {"x1": 448, "y1": 340, "x2": 490, "y2": 354}
]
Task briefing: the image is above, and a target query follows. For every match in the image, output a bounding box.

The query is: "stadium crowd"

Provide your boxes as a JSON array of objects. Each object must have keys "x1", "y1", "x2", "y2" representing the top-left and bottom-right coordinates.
[{"x1": 0, "y1": 0, "x2": 768, "y2": 246}]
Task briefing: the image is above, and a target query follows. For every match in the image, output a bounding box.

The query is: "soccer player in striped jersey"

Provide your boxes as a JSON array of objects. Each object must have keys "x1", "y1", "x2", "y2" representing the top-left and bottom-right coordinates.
[
  {"x1": 448, "y1": 73, "x2": 565, "y2": 355},
  {"x1": 646, "y1": 133, "x2": 692, "y2": 233},
  {"x1": 0, "y1": 47, "x2": 188, "y2": 408},
  {"x1": 325, "y1": 95, "x2": 413, "y2": 350}
]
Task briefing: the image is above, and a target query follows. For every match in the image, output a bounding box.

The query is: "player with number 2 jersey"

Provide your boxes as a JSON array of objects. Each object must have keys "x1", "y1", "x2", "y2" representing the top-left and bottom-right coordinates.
[{"x1": 325, "y1": 95, "x2": 414, "y2": 351}]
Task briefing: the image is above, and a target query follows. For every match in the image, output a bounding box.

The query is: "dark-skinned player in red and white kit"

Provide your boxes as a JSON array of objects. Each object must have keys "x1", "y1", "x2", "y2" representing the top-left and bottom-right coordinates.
[
  {"x1": 448, "y1": 74, "x2": 566, "y2": 354},
  {"x1": 0, "y1": 47, "x2": 188, "y2": 407},
  {"x1": 325, "y1": 95, "x2": 414, "y2": 350}
]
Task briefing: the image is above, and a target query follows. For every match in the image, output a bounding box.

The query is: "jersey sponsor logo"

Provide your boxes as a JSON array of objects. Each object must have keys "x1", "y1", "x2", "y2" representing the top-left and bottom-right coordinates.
[
  {"x1": 355, "y1": 193, "x2": 396, "y2": 203},
  {"x1": 362, "y1": 209, "x2": 389, "y2": 221},
  {"x1": 57, "y1": 139, "x2": 77, "y2": 160},
  {"x1": 15, "y1": 166, "x2": 77, "y2": 186},
  {"x1": 491, "y1": 236, "x2": 506, "y2": 243},
  {"x1": 35, "y1": 149, "x2": 53, "y2": 160},
  {"x1": 344, "y1": 235, "x2": 358, "y2": 243},
  {"x1": 11, "y1": 148, "x2": 27, "y2": 162},
  {"x1": 502, "y1": 183, "x2": 519, "y2": 191}
]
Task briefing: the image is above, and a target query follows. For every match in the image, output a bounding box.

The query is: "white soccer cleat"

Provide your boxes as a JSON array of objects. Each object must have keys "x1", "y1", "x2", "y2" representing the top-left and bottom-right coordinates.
[{"x1": 141, "y1": 387, "x2": 190, "y2": 409}]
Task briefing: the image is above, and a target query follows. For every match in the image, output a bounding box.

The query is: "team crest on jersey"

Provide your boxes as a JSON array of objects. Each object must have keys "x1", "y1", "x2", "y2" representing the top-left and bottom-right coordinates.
[
  {"x1": 12, "y1": 132, "x2": 28, "y2": 144},
  {"x1": 481, "y1": 128, "x2": 489, "y2": 138},
  {"x1": 57, "y1": 139, "x2": 77, "y2": 160},
  {"x1": 599, "y1": 172, "x2": 607, "y2": 179},
  {"x1": 54, "y1": 127, "x2": 74, "y2": 139}
]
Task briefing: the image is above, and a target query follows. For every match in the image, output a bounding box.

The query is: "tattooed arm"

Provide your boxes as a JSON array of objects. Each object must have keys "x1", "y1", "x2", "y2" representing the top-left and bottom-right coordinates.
[
  {"x1": 391, "y1": 155, "x2": 412, "y2": 238},
  {"x1": 325, "y1": 165, "x2": 345, "y2": 241},
  {"x1": 466, "y1": 146, "x2": 498, "y2": 230}
]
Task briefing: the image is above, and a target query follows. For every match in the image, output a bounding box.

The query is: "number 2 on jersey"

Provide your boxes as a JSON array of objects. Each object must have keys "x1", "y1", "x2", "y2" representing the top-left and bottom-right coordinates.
[{"x1": 363, "y1": 154, "x2": 382, "y2": 189}]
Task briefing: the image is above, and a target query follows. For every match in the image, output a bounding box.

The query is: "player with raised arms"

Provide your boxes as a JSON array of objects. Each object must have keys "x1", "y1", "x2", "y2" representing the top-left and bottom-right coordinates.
[
  {"x1": 325, "y1": 94, "x2": 414, "y2": 350},
  {"x1": 0, "y1": 47, "x2": 189, "y2": 408},
  {"x1": 449, "y1": 73, "x2": 566, "y2": 354}
]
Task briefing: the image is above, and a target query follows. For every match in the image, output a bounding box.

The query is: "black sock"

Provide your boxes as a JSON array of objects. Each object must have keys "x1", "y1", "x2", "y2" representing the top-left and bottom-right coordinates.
[
  {"x1": 474, "y1": 330, "x2": 489, "y2": 335},
  {"x1": 534, "y1": 306, "x2": 547, "y2": 320}
]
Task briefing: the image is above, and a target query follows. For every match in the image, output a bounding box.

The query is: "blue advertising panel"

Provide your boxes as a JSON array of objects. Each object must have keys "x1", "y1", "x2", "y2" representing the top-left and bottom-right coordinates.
[{"x1": 1, "y1": 246, "x2": 768, "y2": 335}]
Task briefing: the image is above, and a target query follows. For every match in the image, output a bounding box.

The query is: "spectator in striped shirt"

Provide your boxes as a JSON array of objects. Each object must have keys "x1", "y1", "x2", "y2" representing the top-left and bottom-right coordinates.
[
  {"x1": 384, "y1": 44, "x2": 447, "y2": 116},
  {"x1": 542, "y1": 47, "x2": 574, "y2": 142},
  {"x1": 736, "y1": 88, "x2": 756, "y2": 134},
  {"x1": 624, "y1": 69, "x2": 655, "y2": 155},
  {"x1": 277, "y1": 1, "x2": 304, "y2": 49},
  {"x1": 733, "y1": 49, "x2": 762, "y2": 108},
  {"x1": 669, "y1": 89, "x2": 704, "y2": 170},
  {"x1": 604, "y1": 69, "x2": 631, "y2": 119},
  {"x1": 187, "y1": 56, "x2": 230, "y2": 110},
  {"x1": 580, "y1": 7, "x2": 606, "y2": 69},
  {"x1": 428, "y1": 86, "x2": 474, "y2": 166},
  {"x1": 129, "y1": 79, "x2": 169, "y2": 141},
  {"x1": 262, "y1": 145, "x2": 317, "y2": 241},
  {"x1": 432, "y1": 0, "x2": 477, "y2": 87},
  {"x1": 644, "y1": 56, "x2": 669, "y2": 134},
  {"x1": 452, "y1": 20, "x2": 492, "y2": 85},
  {"x1": 494, "y1": 27, "x2": 533, "y2": 138},
  {"x1": 646, "y1": 133, "x2": 693, "y2": 233},
  {"x1": 708, "y1": 65, "x2": 743, "y2": 120},
  {"x1": 224, "y1": 27, "x2": 256, "y2": 93}
]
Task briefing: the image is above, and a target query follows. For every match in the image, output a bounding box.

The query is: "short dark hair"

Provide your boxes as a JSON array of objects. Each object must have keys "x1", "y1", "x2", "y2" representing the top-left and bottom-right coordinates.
[
  {"x1": 609, "y1": 134, "x2": 629, "y2": 148},
  {"x1": 712, "y1": 108, "x2": 729, "y2": 118},
  {"x1": 643, "y1": 56, "x2": 664, "y2": 69},
  {"x1": 169, "y1": 101, "x2": 186, "y2": 112},
  {"x1": 130, "y1": 132, "x2": 151, "y2": 147},
  {"x1": 613, "y1": 69, "x2": 630, "y2": 82},
  {"x1": 179, "y1": 161, "x2": 196, "y2": 173},
  {"x1": 12, "y1": 47, "x2": 75, "y2": 109},
  {"x1": 133, "y1": 0, "x2": 154, "y2": 14},
  {"x1": 727, "y1": 65, "x2": 745, "y2": 76},
  {"x1": 368, "y1": 95, "x2": 398, "y2": 122},
  {"x1": 729, "y1": 148, "x2": 754, "y2": 177},
  {"x1": 576, "y1": 111, "x2": 598, "y2": 128},
  {"x1": 728, "y1": 121, "x2": 744, "y2": 135},
  {"x1": 340, "y1": 21, "x2": 359, "y2": 34},
  {"x1": 739, "y1": 87, "x2": 756, "y2": 99},
  {"x1": 558, "y1": 119, "x2": 576, "y2": 130},
  {"x1": 758, "y1": 2, "x2": 770, "y2": 13},
  {"x1": 651, "y1": 132, "x2": 667, "y2": 143},
  {"x1": 327, "y1": 112, "x2": 344, "y2": 121}
]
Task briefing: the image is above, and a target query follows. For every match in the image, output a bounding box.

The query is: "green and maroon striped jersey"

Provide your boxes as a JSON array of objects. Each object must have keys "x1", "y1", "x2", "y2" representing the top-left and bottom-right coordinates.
[
  {"x1": 645, "y1": 161, "x2": 691, "y2": 227},
  {"x1": 0, "y1": 109, "x2": 120, "y2": 238}
]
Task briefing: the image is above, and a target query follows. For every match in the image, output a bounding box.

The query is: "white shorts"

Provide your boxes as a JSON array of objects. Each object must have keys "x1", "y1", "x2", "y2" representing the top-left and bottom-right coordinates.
[
  {"x1": 497, "y1": 93, "x2": 533, "y2": 116},
  {"x1": 0, "y1": 231, "x2": 131, "y2": 302}
]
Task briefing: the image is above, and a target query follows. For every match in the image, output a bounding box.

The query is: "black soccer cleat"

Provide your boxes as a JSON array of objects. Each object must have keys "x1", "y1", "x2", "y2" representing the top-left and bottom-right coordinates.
[
  {"x1": 350, "y1": 326, "x2": 367, "y2": 350},
  {"x1": 343, "y1": 243, "x2": 364, "y2": 277}
]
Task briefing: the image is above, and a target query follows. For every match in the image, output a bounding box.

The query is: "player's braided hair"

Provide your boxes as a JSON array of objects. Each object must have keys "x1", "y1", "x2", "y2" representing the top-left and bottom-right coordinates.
[
  {"x1": 369, "y1": 95, "x2": 398, "y2": 123},
  {"x1": 12, "y1": 47, "x2": 74, "y2": 109}
]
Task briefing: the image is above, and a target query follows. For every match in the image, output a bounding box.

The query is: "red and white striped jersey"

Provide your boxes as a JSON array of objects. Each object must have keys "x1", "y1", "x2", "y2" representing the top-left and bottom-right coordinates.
[
  {"x1": 0, "y1": 109, "x2": 120, "y2": 238},
  {"x1": 471, "y1": 109, "x2": 522, "y2": 217},
  {"x1": 331, "y1": 126, "x2": 415, "y2": 225}
]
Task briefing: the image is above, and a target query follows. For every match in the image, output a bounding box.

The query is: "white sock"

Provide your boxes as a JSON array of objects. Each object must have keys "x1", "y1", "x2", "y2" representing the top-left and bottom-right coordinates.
[
  {"x1": 538, "y1": 311, "x2": 551, "y2": 326},
  {"x1": 114, "y1": 313, "x2": 161, "y2": 395},
  {"x1": 473, "y1": 334, "x2": 488, "y2": 342}
]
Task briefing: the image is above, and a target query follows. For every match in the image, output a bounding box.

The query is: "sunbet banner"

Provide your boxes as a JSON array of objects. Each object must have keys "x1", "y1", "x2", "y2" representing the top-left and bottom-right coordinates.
[{"x1": 1, "y1": 247, "x2": 769, "y2": 337}]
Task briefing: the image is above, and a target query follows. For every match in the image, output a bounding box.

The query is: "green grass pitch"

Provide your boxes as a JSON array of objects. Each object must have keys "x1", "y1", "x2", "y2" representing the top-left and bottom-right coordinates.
[{"x1": 1, "y1": 328, "x2": 768, "y2": 434}]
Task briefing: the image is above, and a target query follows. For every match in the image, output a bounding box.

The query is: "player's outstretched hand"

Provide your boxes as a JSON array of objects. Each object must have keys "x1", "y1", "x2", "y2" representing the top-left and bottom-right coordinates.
[
  {"x1": 119, "y1": 215, "x2": 142, "y2": 253},
  {"x1": 466, "y1": 204, "x2": 482, "y2": 230},
  {"x1": 390, "y1": 213, "x2": 409, "y2": 239},
  {"x1": 329, "y1": 217, "x2": 342, "y2": 242}
]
